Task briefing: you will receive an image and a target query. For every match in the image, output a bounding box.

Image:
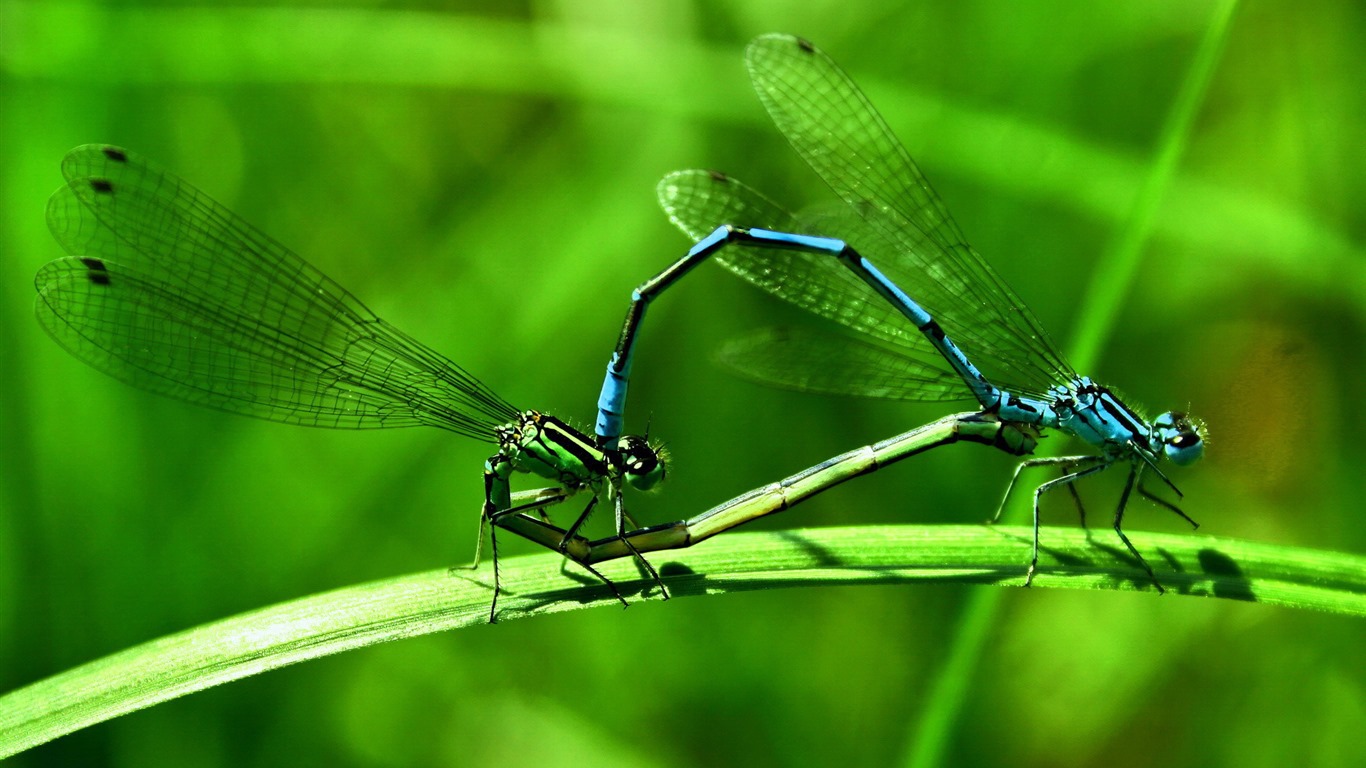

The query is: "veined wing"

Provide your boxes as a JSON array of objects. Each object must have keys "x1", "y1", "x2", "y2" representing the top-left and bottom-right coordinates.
[
  {"x1": 717, "y1": 327, "x2": 968, "y2": 401},
  {"x1": 660, "y1": 169, "x2": 966, "y2": 390},
  {"x1": 37, "y1": 145, "x2": 519, "y2": 437},
  {"x1": 744, "y1": 34, "x2": 1075, "y2": 398}
]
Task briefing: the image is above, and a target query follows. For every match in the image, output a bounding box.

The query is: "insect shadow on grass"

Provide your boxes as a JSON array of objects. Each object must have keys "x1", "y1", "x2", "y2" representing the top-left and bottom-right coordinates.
[{"x1": 1196, "y1": 547, "x2": 1254, "y2": 603}]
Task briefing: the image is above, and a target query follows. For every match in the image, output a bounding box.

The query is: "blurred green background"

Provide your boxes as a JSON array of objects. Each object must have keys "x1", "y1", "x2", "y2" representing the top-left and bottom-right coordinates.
[{"x1": 1, "y1": 0, "x2": 1362, "y2": 766}]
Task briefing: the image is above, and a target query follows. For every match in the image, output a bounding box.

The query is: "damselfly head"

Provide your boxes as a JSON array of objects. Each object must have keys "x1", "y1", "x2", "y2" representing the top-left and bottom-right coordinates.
[
  {"x1": 1154, "y1": 411, "x2": 1205, "y2": 466},
  {"x1": 616, "y1": 435, "x2": 668, "y2": 491}
]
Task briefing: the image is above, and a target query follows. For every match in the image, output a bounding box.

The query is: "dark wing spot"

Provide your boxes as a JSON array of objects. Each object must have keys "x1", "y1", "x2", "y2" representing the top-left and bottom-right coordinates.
[
  {"x1": 101, "y1": 147, "x2": 128, "y2": 163},
  {"x1": 707, "y1": 170, "x2": 730, "y2": 183},
  {"x1": 89, "y1": 178, "x2": 114, "y2": 194},
  {"x1": 796, "y1": 37, "x2": 815, "y2": 54},
  {"x1": 80, "y1": 258, "x2": 111, "y2": 284}
]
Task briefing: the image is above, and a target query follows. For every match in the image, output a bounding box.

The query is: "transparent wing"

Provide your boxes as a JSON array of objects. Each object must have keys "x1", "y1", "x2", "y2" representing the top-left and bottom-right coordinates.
[
  {"x1": 717, "y1": 327, "x2": 969, "y2": 402},
  {"x1": 660, "y1": 170, "x2": 895, "y2": 348},
  {"x1": 660, "y1": 169, "x2": 966, "y2": 397},
  {"x1": 741, "y1": 34, "x2": 1076, "y2": 397},
  {"x1": 37, "y1": 144, "x2": 519, "y2": 437}
]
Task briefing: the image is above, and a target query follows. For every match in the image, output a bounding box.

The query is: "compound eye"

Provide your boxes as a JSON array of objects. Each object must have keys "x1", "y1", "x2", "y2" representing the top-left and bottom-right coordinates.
[
  {"x1": 1157, "y1": 412, "x2": 1205, "y2": 466},
  {"x1": 618, "y1": 436, "x2": 667, "y2": 490},
  {"x1": 628, "y1": 453, "x2": 657, "y2": 474},
  {"x1": 1170, "y1": 433, "x2": 1200, "y2": 449}
]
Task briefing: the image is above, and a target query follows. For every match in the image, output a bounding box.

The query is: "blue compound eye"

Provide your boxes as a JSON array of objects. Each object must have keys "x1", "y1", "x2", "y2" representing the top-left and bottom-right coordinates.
[{"x1": 1156, "y1": 412, "x2": 1204, "y2": 466}]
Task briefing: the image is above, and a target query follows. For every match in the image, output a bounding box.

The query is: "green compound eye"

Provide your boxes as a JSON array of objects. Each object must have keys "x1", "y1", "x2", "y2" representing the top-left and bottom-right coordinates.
[{"x1": 617, "y1": 436, "x2": 667, "y2": 491}]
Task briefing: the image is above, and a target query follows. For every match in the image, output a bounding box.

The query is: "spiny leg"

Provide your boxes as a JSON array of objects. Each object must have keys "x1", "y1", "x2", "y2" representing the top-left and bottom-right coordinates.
[
  {"x1": 480, "y1": 507, "x2": 627, "y2": 622},
  {"x1": 554, "y1": 552, "x2": 630, "y2": 609},
  {"x1": 471, "y1": 462, "x2": 571, "y2": 621},
  {"x1": 467, "y1": 460, "x2": 510, "y2": 572},
  {"x1": 466, "y1": 511, "x2": 487, "y2": 571},
  {"x1": 1112, "y1": 464, "x2": 1164, "y2": 594},
  {"x1": 552, "y1": 498, "x2": 631, "y2": 608},
  {"x1": 1138, "y1": 476, "x2": 1200, "y2": 530},
  {"x1": 558, "y1": 494, "x2": 599, "y2": 545},
  {"x1": 613, "y1": 485, "x2": 669, "y2": 600},
  {"x1": 552, "y1": 484, "x2": 667, "y2": 602},
  {"x1": 488, "y1": 523, "x2": 502, "y2": 623},
  {"x1": 469, "y1": 486, "x2": 571, "y2": 571},
  {"x1": 472, "y1": 460, "x2": 513, "y2": 623},
  {"x1": 479, "y1": 456, "x2": 628, "y2": 618},
  {"x1": 489, "y1": 494, "x2": 630, "y2": 610},
  {"x1": 992, "y1": 455, "x2": 1100, "y2": 524},
  {"x1": 1025, "y1": 460, "x2": 1113, "y2": 586},
  {"x1": 1061, "y1": 462, "x2": 1087, "y2": 529}
]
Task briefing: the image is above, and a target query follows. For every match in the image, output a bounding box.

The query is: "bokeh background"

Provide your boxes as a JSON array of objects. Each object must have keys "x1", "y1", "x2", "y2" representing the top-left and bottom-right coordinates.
[{"x1": 1, "y1": 1, "x2": 1362, "y2": 766}]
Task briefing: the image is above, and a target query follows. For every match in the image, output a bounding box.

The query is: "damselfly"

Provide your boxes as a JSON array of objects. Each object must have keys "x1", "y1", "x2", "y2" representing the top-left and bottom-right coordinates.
[
  {"x1": 540, "y1": 412, "x2": 1035, "y2": 566},
  {"x1": 597, "y1": 35, "x2": 1205, "y2": 591},
  {"x1": 35, "y1": 145, "x2": 667, "y2": 621}
]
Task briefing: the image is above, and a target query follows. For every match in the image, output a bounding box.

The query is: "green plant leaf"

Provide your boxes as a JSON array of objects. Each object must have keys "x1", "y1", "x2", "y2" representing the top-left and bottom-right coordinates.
[{"x1": 1, "y1": 523, "x2": 1361, "y2": 758}]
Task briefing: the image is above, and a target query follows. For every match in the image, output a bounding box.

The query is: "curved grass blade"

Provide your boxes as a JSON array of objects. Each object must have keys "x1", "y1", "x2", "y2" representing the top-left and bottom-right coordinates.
[{"x1": 2, "y1": 526, "x2": 1360, "y2": 759}]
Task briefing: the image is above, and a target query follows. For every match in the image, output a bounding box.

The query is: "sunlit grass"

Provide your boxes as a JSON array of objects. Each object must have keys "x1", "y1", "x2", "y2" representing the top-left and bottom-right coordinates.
[{"x1": 1, "y1": 523, "x2": 1360, "y2": 759}]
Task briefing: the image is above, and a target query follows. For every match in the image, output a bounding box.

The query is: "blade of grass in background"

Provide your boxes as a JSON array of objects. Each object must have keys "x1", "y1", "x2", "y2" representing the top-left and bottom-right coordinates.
[
  {"x1": 903, "y1": 1, "x2": 1240, "y2": 765},
  {"x1": 2, "y1": 3, "x2": 1357, "y2": 302}
]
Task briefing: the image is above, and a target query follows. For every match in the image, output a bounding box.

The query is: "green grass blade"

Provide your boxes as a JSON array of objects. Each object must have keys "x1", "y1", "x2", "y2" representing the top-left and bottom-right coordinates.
[
  {"x1": 1, "y1": 524, "x2": 1360, "y2": 759},
  {"x1": 6, "y1": 4, "x2": 1357, "y2": 300},
  {"x1": 905, "y1": 3, "x2": 1242, "y2": 766},
  {"x1": 1066, "y1": 0, "x2": 1241, "y2": 366}
]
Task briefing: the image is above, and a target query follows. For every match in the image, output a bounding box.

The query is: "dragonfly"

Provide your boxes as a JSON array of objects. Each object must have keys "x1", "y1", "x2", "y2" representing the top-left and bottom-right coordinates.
[
  {"x1": 596, "y1": 34, "x2": 1205, "y2": 591},
  {"x1": 35, "y1": 144, "x2": 669, "y2": 622}
]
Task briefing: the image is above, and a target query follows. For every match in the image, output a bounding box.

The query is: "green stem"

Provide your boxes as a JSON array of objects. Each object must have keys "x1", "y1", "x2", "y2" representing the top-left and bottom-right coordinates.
[{"x1": 1, "y1": 524, "x2": 1360, "y2": 759}]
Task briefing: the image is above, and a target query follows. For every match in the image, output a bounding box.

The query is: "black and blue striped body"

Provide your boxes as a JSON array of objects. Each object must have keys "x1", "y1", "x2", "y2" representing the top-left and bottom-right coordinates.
[{"x1": 598, "y1": 225, "x2": 1201, "y2": 472}]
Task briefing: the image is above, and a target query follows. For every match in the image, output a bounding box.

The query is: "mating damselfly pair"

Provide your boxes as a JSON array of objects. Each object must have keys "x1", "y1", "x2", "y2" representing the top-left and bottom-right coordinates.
[{"x1": 34, "y1": 34, "x2": 1202, "y2": 621}]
